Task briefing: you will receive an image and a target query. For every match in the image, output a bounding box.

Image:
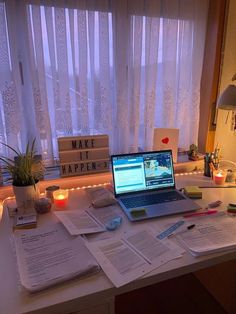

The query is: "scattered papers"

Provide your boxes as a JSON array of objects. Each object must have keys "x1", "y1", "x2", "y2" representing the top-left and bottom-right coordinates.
[
  {"x1": 86, "y1": 228, "x2": 184, "y2": 287},
  {"x1": 13, "y1": 223, "x2": 99, "y2": 292},
  {"x1": 55, "y1": 205, "x2": 122, "y2": 236},
  {"x1": 86, "y1": 206, "x2": 122, "y2": 227},
  {"x1": 54, "y1": 210, "x2": 105, "y2": 235},
  {"x1": 176, "y1": 212, "x2": 236, "y2": 256}
]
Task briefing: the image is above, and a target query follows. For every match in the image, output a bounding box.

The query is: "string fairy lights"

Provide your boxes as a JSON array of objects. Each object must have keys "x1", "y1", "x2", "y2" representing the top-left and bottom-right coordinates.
[{"x1": 0, "y1": 172, "x2": 204, "y2": 214}]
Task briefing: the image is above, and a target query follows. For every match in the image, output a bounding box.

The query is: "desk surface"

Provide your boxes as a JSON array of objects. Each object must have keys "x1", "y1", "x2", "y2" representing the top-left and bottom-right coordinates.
[{"x1": 1, "y1": 173, "x2": 236, "y2": 314}]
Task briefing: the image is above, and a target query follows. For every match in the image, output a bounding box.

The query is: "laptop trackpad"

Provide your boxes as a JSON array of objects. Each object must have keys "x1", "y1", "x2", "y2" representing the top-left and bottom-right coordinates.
[
  {"x1": 149, "y1": 200, "x2": 198, "y2": 216},
  {"x1": 128, "y1": 200, "x2": 200, "y2": 221}
]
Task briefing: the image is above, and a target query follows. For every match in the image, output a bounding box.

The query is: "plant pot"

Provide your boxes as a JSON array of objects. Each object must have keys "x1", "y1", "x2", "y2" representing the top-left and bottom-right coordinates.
[{"x1": 13, "y1": 182, "x2": 40, "y2": 212}]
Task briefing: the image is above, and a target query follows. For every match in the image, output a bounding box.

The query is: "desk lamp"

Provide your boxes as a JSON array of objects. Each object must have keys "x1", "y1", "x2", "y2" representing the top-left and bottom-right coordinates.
[{"x1": 217, "y1": 74, "x2": 236, "y2": 128}]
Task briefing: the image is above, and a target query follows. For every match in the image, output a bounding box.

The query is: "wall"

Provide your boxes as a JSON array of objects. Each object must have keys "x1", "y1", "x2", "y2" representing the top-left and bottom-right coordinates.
[{"x1": 215, "y1": 0, "x2": 236, "y2": 162}]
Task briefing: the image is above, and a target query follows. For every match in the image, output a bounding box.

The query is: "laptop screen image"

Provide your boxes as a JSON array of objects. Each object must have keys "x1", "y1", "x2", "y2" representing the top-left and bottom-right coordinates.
[{"x1": 111, "y1": 150, "x2": 175, "y2": 197}]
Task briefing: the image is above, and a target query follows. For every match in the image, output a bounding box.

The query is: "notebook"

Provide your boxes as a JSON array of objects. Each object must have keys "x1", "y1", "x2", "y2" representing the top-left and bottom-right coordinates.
[{"x1": 111, "y1": 150, "x2": 201, "y2": 221}]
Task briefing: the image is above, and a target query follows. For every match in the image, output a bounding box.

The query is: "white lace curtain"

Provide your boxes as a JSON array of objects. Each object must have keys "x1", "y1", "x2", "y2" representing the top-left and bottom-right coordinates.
[{"x1": 0, "y1": 0, "x2": 209, "y2": 160}]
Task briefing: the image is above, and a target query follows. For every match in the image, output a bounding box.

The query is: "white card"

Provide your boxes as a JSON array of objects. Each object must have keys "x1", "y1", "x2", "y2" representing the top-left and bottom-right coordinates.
[{"x1": 153, "y1": 128, "x2": 179, "y2": 163}]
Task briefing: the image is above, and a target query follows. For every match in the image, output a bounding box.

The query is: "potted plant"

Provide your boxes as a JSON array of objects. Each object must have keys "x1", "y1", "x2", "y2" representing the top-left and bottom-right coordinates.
[
  {"x1": 0, "y1": 139, "x2": 45, "y2": 211},
  {"x1": 187, "y1": 144, "x2": 199, "y2": 161}
]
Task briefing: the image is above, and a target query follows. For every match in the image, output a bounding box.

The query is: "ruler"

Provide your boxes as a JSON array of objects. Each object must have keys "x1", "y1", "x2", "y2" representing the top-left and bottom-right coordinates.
[{"x1": 157, "y1": 220, "x2": 185, "y2": 240}]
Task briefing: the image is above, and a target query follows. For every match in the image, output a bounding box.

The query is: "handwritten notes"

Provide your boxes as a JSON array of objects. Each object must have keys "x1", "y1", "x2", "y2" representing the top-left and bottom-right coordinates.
[{"x1": 58, "y1": 135, "x2": 109, "y2": 177}]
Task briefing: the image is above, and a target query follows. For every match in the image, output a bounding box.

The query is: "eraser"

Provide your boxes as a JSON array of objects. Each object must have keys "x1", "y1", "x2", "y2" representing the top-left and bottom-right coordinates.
[
  {"x1": 208, "y1": 200, "x2": 222, "y2": 208},
  {"x1": 105, "y1": 216, "x2": 122, "y2": 231}
]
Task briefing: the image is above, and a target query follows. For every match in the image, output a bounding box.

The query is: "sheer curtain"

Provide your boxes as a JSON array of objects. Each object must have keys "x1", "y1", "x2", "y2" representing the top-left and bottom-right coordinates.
[
  {"x1": 0, "y1": 0, "x2": 209, "y2": 160},
  {"x1": 127, "y1": 0, "x2": 209, "y2": 151},
  {"x1": 0, "y1": 1, "x2": 25, "y2": 156}
]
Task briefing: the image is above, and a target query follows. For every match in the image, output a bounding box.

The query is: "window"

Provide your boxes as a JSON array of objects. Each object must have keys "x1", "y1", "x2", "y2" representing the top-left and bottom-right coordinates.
[
  {"x1": 27, "y1": 5, "x2": 114, "y2": 160},
  {"x1": 0, "y1": 0, "x2": 209, "y2": 161}
]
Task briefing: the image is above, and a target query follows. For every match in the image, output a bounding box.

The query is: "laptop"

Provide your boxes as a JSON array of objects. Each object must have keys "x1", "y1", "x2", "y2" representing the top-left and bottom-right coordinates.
[{"x1": 111, "y1": 150, "x2": 201, "y2": 221}]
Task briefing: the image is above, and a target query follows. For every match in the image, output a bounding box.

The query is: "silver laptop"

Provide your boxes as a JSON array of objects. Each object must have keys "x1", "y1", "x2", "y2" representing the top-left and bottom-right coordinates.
[{"x1": 111, "y1": 150, "x2": 201, "y2": 221}]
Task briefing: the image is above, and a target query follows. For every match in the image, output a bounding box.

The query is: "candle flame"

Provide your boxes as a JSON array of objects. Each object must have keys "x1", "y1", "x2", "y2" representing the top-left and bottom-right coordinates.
[{"x1": 57, "y1": 194, "x2": 65, "y2": 200}]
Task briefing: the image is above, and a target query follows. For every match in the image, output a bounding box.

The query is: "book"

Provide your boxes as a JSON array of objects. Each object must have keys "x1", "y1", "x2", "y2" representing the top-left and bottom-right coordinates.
[{"x1": 13, "y1": 214, "x2": 37, "y2": 230}]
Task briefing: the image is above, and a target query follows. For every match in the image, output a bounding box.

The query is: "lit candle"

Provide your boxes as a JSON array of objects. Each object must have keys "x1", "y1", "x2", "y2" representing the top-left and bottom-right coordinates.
[
  {"x1": 0, "y1": 200, "x2": 3, "y2": 222},
  {"x1": 213, "y1": 170, "x2": 226, "y2": 185},
  {"x1": 53, "y1": 189, "x2": 69, "y2": 210}
]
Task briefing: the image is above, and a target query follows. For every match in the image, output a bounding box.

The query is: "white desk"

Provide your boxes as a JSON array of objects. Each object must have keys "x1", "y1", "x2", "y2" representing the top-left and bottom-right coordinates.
[{"x1": 1, "y1": 173, "x2": 236, "y2": 314}]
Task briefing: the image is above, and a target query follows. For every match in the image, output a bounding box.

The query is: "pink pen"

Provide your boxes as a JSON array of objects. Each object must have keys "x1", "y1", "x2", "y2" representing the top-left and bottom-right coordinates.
[{"x1": 183, "y1": 210, "x2": 218, "y2": 218}]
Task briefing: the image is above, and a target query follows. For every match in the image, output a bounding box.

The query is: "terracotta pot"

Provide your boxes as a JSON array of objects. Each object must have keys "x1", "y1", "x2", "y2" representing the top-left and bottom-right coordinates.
[{"x1": 13, "y1": 182, "x2": 40, "y2": 212}]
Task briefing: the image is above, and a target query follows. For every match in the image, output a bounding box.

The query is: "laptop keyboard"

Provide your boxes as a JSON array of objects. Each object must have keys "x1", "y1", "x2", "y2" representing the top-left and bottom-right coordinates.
[{"x1": 120, "y1": 191, "x2": 185, "y2": 208}]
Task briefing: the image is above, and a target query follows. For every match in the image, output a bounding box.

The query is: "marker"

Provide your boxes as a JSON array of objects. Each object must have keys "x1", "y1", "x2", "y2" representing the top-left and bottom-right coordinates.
[
  {"x1": 207, "y1": 200, "x2": 222, "y2": 208},
  {"x1": 167, "y1": 224, "x2": 195, "y2": 238},
  {"x1": 183, "y1": 210, "x2": 218, "y2": 218},
  {"x1": 187, "y1": 224, "x2": 195, "y2": 230}
]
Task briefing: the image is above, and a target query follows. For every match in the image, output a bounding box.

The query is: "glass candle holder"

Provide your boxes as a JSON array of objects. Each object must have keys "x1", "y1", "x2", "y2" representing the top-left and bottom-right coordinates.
[
  {"x1": 45, "y1": 185, "x2": 60, "y2": 202},
  {"x1": 53, "y1": 189, "x2": 69, "y2": 210},
  {"x1": 213, "y1": 169, "x2": 226, "y2": 185}
]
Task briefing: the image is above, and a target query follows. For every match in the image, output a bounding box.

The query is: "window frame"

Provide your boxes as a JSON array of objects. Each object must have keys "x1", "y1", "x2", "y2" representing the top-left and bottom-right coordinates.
[{"x1": 198, "y1": 0, "x2": 228, "y2": 153}]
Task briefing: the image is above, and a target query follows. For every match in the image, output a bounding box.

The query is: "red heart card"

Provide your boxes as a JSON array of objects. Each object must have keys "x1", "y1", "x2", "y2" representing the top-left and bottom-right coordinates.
[{"x1": 161, "y1": 137, "x2": 169, "y2": 144}]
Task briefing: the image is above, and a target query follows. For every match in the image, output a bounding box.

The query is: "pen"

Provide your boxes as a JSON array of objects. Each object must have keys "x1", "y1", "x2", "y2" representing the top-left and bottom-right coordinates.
[
  {"x1": 168, "y1": 224, "x2": 195, "y2": 238},
  {"x1": 183, "y1": 210, "x2": 218, "y2": 218},
  {"x1": 187, "y1": 224, "x2": 195, "y2": 230},
  {"x1": 199, "y1": 186, "x2": 236, "y2": 188}
]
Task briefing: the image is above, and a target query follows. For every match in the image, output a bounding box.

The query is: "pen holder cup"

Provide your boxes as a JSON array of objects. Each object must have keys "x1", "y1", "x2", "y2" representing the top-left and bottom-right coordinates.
[{"x1": 213, "y1": 169, "x2": 227, "y2": 185}]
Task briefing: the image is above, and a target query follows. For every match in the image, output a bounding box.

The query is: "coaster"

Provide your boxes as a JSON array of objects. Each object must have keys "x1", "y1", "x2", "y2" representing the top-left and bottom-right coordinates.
[{"x1": 13, "y1": 214, "x2": 37, "y2": 230}]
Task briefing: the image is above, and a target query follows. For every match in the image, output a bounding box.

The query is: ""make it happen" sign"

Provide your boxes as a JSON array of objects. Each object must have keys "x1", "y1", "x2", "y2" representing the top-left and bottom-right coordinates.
[{"x1": 58, "y1": 135, "x2": 109, "y2": 177}]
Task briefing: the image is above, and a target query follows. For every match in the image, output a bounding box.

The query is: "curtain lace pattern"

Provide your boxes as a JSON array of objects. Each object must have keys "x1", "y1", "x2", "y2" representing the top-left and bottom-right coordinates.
[
  {"x1": 0, "y1": 0, "x2": 209, "y2": 161},
  {"x1": 0, "y1": 2, "x2": 24, "y2": 156}
]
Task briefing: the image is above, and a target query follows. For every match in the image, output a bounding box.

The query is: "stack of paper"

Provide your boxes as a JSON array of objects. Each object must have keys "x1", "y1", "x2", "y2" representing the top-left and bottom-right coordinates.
[
  {"x1": 176, "y1": 213, "x2": 236, "y2": 256},
  {"x1": 184, "y1": 186, "x2": 202, "y2": 199},
  {"x1": 86, "y1": 228, "x2": 184, "y2": 287},
  {"x1": 14, "y1": 223, "x2": 100, "y2": 292}
]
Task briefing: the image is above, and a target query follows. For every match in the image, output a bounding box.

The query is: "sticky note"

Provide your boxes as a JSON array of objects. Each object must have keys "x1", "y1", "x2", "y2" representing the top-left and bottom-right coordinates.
[
  {"x1": 130, "y1": 208, "x2": 147, "y2": 217},
  {"x1": 184, "y1": 186, "x2": 202, "y2": 199}
]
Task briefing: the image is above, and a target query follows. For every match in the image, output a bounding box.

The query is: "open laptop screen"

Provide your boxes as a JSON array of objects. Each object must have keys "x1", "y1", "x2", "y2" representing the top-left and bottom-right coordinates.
[{"x1": 111, "y1": 150, "x2": 175, "y2": 196}]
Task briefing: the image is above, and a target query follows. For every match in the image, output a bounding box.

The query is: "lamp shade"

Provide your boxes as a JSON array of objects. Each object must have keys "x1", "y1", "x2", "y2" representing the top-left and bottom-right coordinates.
[{"x1": 217, "y1": 84, "x2": 236, "y2": 110}]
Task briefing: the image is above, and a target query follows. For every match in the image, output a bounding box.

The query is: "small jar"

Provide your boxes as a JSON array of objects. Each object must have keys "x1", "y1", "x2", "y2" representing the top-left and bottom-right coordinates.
[
  {"x1": 226, "y1": 169, "x2": 235, "y2": 183},
  {"x1": 34, "y1": 198, "x2": 52, "y2": 214},
  {"x1": 45, "y1": 185, "x2": 60, "y2": 202}
]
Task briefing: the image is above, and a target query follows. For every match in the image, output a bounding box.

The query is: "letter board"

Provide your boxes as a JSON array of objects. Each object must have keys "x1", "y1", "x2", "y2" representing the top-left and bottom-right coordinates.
[{"x1": 58, "y1": 135, "x2": 110, "y2": 177}]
